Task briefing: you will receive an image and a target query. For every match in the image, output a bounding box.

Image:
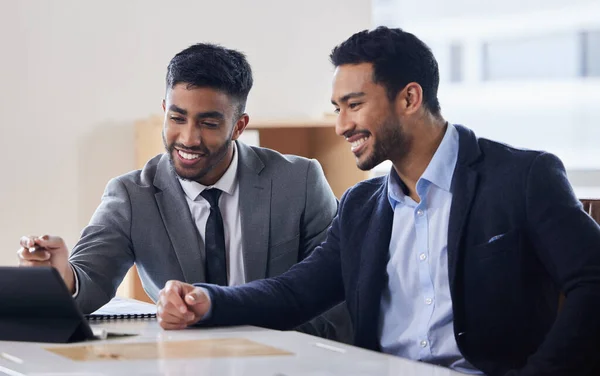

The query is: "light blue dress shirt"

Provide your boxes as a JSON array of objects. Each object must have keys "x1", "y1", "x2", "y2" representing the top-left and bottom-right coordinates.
[{"x1": 378, "y1": 124, "x2": 482, "y2": 374}]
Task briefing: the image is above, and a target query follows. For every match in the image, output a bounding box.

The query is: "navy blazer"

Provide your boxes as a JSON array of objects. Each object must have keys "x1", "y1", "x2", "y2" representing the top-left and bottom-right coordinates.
[{"x1": 199, "y1": 125, "x2": 600, "y2": 376}]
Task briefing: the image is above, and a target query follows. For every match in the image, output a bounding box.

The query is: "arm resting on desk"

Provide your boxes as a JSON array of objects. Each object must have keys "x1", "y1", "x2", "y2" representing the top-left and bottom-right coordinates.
[{"x1": 195, "y1": 213, "x2": 346, "y2": 332}]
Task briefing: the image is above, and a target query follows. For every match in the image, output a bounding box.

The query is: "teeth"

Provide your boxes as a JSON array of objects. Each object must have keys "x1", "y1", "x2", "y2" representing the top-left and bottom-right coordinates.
[
  {"x1": 350, "y1": 137, "x2": 368, "y2": 151},
  {"x1": 178, "y1": 150, "x2": 201, "y2": 160}
]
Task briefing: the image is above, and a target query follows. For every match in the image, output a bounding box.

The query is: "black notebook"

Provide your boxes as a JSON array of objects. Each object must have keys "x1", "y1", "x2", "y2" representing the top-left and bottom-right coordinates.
[{"x1": 85, "y1": 297, "x2": 157, "y2": 320}]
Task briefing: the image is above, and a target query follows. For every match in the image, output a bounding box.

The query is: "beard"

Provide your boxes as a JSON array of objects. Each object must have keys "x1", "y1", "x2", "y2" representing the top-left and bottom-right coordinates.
[
  {"x1": 357, "y1": 115, "x2": 409, "y2": 171},
  {"x1": 162, "y1": 132, "x2": 232, "y2": 182}
]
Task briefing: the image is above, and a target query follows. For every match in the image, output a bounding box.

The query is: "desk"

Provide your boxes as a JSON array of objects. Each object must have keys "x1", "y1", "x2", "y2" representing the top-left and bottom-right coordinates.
[{"x1": 0, "y1": 321, "x2": 463, "y2": 376}]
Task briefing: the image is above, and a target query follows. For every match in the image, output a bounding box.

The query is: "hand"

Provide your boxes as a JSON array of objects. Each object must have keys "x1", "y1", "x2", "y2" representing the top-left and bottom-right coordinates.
[
  {"x1": 158, "y1": 280, "x2": 212, "y2": 330},
  {"x1": 17, "y1": 235, "x2": 75, "y2": 293}
]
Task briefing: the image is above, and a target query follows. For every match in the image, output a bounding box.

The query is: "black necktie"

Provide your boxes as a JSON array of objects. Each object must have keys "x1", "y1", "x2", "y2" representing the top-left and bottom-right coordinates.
[{"x1": 200, "y1": 188, "x2": 228, "y2": 286}]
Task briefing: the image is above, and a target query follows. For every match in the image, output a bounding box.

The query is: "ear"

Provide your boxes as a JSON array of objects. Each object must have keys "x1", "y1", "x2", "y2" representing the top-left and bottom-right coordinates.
[
  {"x1": 231, "y1": 113, "x2": 249, "y2": 140},
  {"x1": 397, "y1": 82, "x2": 423, "y2": 115},
  {"x1": 162, "y1": 99, "x2": 166, "y2": 112}
]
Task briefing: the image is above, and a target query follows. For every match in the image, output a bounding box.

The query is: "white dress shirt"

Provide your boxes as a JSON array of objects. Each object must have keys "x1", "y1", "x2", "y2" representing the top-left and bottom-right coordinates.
[
  {"x1": 379, "y1": 124, "x2": 481, "y2": 374},
  {"x1": 178, "y1": 143, "x2": 245, "y2": 286}
]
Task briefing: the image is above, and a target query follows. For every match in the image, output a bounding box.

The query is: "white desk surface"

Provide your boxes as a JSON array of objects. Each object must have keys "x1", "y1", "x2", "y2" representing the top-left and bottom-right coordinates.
[{"x1": 0, "y1": 320, "x2": 463, "y2": 376}]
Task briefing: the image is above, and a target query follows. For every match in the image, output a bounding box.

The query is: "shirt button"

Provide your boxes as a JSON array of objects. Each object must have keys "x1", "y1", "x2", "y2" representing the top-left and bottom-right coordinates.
[
  {"x1": 420, "y1": 340, "x2": 428, "y2": 347},
  {"x1": 416, "y1": 209, "x2": 425, "y2": 217},
  {"x1": 425, "y1": 298, "x2": 433, "y2": 305},
  {"x1": 419, "y1": 253, "x2": 427, "y2": 261}
]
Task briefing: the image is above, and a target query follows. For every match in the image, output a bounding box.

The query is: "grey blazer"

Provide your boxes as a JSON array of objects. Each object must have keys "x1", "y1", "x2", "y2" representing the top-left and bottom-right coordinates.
[{"x1": 70, "y1": 141, "x2": 351, "y2": 341}]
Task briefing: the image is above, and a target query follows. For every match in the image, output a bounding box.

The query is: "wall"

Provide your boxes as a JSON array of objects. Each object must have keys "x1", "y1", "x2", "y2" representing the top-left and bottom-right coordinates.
[{"x1": 0, "y1": 0, "x2": 371, "y2": 264}]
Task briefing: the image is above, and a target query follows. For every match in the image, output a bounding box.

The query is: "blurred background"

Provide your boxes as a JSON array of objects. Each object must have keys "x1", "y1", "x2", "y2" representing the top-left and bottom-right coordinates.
[
  {"x1": 372, "y1": 0, "x2": 600, "y2": 196},
  {"x1": 1, "y1": 0, "x2": 599, "y2": 266}
]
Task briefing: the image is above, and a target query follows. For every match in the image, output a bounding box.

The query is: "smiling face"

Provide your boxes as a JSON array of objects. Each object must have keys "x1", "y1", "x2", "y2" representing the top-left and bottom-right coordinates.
[
  {"x1": 162, "y1": 83, "x2": 247, "y2": 185},
  {"x1": 331, "y1": 63, "x2": 411, "y2": 171}
]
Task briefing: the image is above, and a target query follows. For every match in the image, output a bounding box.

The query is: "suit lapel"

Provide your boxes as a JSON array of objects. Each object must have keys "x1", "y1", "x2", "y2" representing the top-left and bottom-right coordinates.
[
  {"x1": 447, "y1": 125, "x2": 481, "y2": 293},
  {"x1": 154, "y1": 155, "x2": 206, "y2": 283},
  {"x1": 237, "y1": 142, "x2": 271, "y2": 282},
  {"x1": 357, "y1": 181, "x2": 394, "y2": 350}
]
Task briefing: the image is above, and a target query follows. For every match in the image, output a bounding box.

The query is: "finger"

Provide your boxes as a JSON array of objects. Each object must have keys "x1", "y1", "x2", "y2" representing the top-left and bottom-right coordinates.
[
  {"x1": 158, "y1": 315, "x2": 188, "y2": 330},
  {"x1": 158, "y1": 308, "x2": 193, "y2": 327},
  {"x1": 35, "y1": 235, "x2": 66, "y2": 250},
  {"x1": 19, "y1": 235, "x2": 37, "y2": 249},
  {"x1": 17, "y1": 247, "x2": 51, "y2": 261},
  {"x1": 19, "y1": 260, "x2": 52, "y2": 268},
  {"x1": 163, "y1": 281, "x2": 188, "y2": 314},
  {"x1": 186, "y1": 312, "x2": 204, "y2": 326},
  {"x1": 164, "y1": 280, "x2": 182, "y2": 295},
  {"x1": 157, "y1": 308, "x2": 191, "y2": 330},
  {"x1": 158, "y1": 292, "x2": 189, "y2": 321},
  {"x1": 185, "y1": 288, "x2": 208, "y2": 305},
  {"x1": 164, "y1": 292, "x2": 191, "y2": 317}
]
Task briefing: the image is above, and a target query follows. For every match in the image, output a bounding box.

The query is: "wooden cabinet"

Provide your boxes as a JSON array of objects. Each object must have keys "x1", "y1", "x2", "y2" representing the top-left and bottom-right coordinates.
[{"x1": 117, "y1": 115, "x2": 369, "y2": 302}]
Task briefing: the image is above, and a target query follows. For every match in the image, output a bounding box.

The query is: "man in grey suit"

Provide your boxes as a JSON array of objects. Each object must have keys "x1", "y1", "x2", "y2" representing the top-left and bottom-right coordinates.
[{"x1": 18, "y1": 43, "x2": 350, "y2": 342}]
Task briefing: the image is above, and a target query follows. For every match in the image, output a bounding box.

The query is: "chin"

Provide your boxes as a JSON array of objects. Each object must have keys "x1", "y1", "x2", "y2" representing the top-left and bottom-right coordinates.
[
  {"x1": 354, "y1": 154, "x2": 371, "y2": 171},
  {"x1": 172, "y1": 163, "x2": 199, "y2": 181},
  {"x1": 356, "y1": 156, "x2": 381, "y2": 171},
  {"x1": 356, "y1": 161, "x2": 375, "y2": 171},
  {"x1": 174, "y1": 169, "x2": 195, "y2": 181}
]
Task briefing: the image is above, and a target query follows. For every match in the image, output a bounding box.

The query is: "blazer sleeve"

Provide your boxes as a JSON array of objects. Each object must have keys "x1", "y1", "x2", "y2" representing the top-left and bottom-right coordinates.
[
  {"x1": 298, "y1": 159, "x2": 338, "y2": 259},
  {"x1": 508, "y1": 153, "x2": 600, "y2": 376},
  {"x1": 69, "y1": 177, "x2": 135, "y2": 314},
  {"x1": 292, "y1": 159, "x2": 353, "y2": 343},
  {"x1": 195, "y1": 193, "x2": 347, "y2": 332}
]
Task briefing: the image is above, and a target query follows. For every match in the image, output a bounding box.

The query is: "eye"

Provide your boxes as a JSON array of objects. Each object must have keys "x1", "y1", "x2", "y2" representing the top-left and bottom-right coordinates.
[
  {"x1": 348, "y1": 102, "x2": 362, "y2": 110},
  {"x1": 333, "y1": 108, "x2": 340, "y2": 114},
  {"x1": 170, "y1": 116, "x2": 185, "y2": 124},
  {"x1": 202, "y1": 122, "x2": 219, "y2": 128}
]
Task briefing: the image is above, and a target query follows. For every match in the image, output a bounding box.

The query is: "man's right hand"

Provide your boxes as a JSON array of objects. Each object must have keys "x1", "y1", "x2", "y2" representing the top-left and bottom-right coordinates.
[
  {"x1": 158, "y1": 280, "x2": 212, "y2": 330},
  {"x1": 17, "y1": 235, "x2": 75, "y2": 293}
]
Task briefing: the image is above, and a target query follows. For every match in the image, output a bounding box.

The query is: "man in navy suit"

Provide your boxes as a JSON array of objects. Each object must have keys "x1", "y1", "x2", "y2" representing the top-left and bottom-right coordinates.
[{"x1": 156, "y1": 27, "x2": 600, "y2": 375}]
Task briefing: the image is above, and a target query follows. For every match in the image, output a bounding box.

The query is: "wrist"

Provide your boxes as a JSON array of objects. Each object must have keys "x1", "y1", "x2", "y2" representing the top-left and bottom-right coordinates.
[{"x1": 63, "y1": 264, "x2": 76, "y2": 294}]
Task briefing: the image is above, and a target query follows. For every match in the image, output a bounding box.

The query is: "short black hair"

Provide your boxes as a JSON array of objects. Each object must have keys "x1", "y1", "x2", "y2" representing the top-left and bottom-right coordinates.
[
  {"x1": 166, "y1": 43, "x2": 253, "y2": 116},
  {"x1": 330, "y1": 26, "x2": 441, "y2": 116}
]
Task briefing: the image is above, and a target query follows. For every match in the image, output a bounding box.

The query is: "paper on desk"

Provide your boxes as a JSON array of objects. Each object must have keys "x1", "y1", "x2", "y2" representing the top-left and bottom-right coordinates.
[
  {"x1": 88, "y1": 297, "x2": 156, "y2": 317},
  {"x1": 46, "y1": 338, "x2": 293, "y2": 361}
]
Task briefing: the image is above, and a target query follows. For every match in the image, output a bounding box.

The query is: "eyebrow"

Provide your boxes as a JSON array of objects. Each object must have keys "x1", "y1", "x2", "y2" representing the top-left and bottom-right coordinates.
[
  {"x1": 168, "y1": 104, "x2": 187, "y2": 115},
  {"x1": 331, "y1": 92, "x2": 366, "y2": 106},
  {"x1": 168, "y1": 105, "x2": 225, "y2": 120}
]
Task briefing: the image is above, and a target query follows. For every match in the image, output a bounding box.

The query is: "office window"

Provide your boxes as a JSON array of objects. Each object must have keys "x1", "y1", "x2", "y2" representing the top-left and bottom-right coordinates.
[
  {"x1": 482, "y1": 33, "x2": 580, "y2": 81},
  {"x1": 449, "y1": 43, "x2": 463, "y2": 82},
  {"x1": 583, "y1": 30, "x2": 600, "y2": 77}
]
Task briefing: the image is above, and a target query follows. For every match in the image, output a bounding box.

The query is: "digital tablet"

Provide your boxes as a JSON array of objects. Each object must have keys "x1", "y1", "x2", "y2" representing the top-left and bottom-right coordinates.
[{"x1": 0, "y1": 266, "x2": 94, "y2": 343}]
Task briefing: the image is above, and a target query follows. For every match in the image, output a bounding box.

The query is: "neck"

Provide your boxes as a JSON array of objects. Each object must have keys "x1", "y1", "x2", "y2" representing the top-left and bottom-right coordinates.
[{"x1": 392, "y1": 117, "x2": 447, "y2": 202}]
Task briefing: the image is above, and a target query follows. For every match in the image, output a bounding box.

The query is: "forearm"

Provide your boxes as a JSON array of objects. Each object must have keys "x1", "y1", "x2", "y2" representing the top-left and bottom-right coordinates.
[
  {"x1": 70, "y1": 262, "x2": 115, "y2": 314},
  {"x1": 70, "y1": 235, "x2": 134, "y2": 313},
  {"x1": 69, "y1": 177, "x2": 136, "y2": 313},
  {"x1": 69, "y1": 227, "x2": 134, "y2": 314},
  {"x1": 196, "y1": 244, "x2": 345, "y2": 330},
  {"x1": 65, "y1": 263, "x2": 76, "y2": 294}
]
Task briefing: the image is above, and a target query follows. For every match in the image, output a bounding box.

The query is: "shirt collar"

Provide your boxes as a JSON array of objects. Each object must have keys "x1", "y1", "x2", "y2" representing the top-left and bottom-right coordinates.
[
  {"x1": 387, "y1": 123, "x2": 459, "y2": 208},
  {"x1": 178, "y1": 142, "x2": 239, "y2": 201},
  {"x1": 420, "y1": 123, "x2": 459, "y2": 193}
]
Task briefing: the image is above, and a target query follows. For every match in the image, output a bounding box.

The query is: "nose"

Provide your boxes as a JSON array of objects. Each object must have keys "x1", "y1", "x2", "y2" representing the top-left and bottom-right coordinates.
[
  {"x1": 335, "y1": 110, "x2": 355, "y2": 138},
  {"x1": 179, "y1": 121, "x2": 202, "y2": 148}
]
